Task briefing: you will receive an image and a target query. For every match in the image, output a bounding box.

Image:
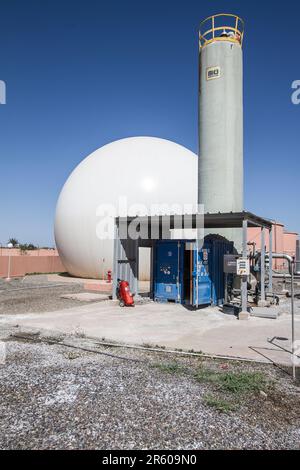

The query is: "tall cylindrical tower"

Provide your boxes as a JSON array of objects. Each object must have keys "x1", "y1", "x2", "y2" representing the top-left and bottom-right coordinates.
[{"x1": 198, "y1": 14, "x2": 244, "y2": 247}]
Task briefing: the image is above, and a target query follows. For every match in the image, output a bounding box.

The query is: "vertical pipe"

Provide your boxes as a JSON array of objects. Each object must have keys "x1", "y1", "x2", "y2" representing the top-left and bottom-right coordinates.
[
  {"x1": 261, "y1": 227, "x2": 266, "y2": 303},
  {"x1": 177, "y1": 241, "x2": 181, "y2": 302},
  {"x1": 268, "y1": 226, "x2": 273, "y2": 293},
  {"x1": 195, "y1": 240, "x2": 199, "y2": 308},
  {"x1": 6, "y1": 250, "x2": 12, "y2": 281},
  {"x1": 133, "y1": 240, "x2": 138, "y2": 296},
  {"x1": 296, "y1": 239, "x2": 300, "y2": 273},
  {"x1": 112, "y1": 221, "x2": 119, "y2": 300},
  {"x1": 190, "y1": 246, "x2": 193, "y2": 305},
  {"x1": 235, "y1": 16, "x2": 238, "y2": 32},
  {"x1": 241, "y1": 219, "x2": 248, "y2": 313},
  {"x1": 291, "y1": 263, "x2": 296, "y2": 380},
  {"x1": 150, "y1": 244, "x2": 154, "y2": 299}
]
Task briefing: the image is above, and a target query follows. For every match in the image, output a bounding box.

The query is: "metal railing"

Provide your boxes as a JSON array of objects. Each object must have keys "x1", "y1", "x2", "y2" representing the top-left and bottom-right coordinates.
[{"x1": 199, "y1": 13, "x2": 244, "y2": 49}]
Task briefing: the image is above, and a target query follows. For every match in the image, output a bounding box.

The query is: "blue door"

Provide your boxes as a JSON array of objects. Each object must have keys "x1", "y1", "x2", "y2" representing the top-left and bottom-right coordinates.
[
  {"x1": 154, "y1": 241, "x2": 182, "y2": 302},
  {"x1": 192, "y1": 246, "x2": 212, "y2": 306}
]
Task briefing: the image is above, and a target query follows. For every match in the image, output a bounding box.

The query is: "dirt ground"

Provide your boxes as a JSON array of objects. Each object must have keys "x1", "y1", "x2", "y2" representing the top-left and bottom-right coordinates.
[
  {"x1": 0, "y1": 275, "x2": 106, "y2": 314},
  {"x1": 0, "y1": 325, "x2": 299, "y2": 450}
]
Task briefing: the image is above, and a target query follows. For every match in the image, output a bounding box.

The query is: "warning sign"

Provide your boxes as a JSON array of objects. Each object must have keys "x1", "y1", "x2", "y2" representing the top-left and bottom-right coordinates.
[{"x1": 236, "y1": 258, "x2": 250, "y2": 276}]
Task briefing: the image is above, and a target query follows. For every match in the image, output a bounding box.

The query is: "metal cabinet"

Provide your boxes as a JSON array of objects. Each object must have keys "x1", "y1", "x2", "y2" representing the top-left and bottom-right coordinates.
[{"x1": 153, "y1": 238, "x2": 233, "y2": 307}]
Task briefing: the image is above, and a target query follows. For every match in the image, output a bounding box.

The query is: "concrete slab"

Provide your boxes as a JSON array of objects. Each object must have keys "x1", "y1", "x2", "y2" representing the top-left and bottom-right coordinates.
[
  {"x1": 1, "y1": 299, "x2": 299, "y2": 366},
  {"x1": 83, "y1": 283, "x2": 112, "y2": 292},
  {"x1": 60, "y1": 293, "x2": 109, "y2": 302},
  {"x1": 251, "y1": 307, "x2": 279, "y2": 319}
]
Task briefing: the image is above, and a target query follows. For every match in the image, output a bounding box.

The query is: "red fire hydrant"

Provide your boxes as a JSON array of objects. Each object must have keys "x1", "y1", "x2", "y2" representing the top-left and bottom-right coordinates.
[
  {"x1": 117, "y1": 280, "x2": 135, "y2": 307},
  {"x1": 107, "y1": 270, "x2": 112, "y2": 283}
]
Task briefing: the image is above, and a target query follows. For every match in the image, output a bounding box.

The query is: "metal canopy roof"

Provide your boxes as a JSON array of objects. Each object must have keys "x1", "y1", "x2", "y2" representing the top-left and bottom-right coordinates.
[
  {"x1": 116, "y1": 211, "x2": 273, "y2": 230},
  {"x1": 203, "y1": 211, "x2": 273, "y2": 229}
]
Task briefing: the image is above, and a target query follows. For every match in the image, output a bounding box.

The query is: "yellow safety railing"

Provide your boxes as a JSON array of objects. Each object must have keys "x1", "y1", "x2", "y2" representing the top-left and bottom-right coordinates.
[{"x1": 199, "y1": 13, "x2": 244, "y2": 49}]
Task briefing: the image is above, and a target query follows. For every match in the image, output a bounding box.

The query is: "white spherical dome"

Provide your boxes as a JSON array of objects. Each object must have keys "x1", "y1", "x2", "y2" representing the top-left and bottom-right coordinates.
[{"x1": 54, "y1": 136, "x2": 197, "y2": 279}]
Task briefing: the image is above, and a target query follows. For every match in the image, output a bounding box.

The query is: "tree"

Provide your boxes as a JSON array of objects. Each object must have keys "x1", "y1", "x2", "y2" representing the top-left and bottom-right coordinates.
[
  {"x1": 8, "y1": 237, "x2": 18, "y2": 247},
  {"x1": 26, "y1": 243, "x2": 37, "y2": 250},
  {"x1": 19, "y1": 243, "x2": 37, "y2": 251}
]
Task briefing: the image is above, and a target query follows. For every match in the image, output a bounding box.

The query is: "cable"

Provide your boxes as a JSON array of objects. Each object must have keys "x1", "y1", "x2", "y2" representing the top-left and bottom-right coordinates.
[
  {"x1": 10, "y1": 334, "x2": 142, "y2": 363},
  {"x1": 10, "y1": 334, "x2": 269, "y2": 364}
]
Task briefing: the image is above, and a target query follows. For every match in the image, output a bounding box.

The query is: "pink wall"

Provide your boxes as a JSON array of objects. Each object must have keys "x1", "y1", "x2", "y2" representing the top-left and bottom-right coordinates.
[
  {"x1": 283, "y1": 232, "x2": 298, "y2": 258},
  {"x1": 248, "y1": 222, "x2": 298, "y2": 271},
  {"x1": 0, "y1": 255, "x2": 65, "y2": 278}
]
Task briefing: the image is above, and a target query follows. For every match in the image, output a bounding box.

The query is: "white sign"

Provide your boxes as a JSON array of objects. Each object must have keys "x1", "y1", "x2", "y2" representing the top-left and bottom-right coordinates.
[
  {"x1": 237, "y1": 257, "x2": 250, "y2": 276},
  {"x1": 206, "y1": 66, "x2": 221, "y2": 81}
]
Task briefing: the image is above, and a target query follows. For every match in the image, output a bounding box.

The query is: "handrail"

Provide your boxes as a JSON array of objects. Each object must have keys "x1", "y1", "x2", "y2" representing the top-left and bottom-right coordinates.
[{"x1": 199, "y1": 13, "x2": 244, "y2": 49}]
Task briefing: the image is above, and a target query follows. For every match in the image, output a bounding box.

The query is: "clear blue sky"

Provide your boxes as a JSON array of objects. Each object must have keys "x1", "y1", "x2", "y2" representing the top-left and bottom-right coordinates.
[{"x1": 0, "y1": 0, "x2": 299, "y2": 246}]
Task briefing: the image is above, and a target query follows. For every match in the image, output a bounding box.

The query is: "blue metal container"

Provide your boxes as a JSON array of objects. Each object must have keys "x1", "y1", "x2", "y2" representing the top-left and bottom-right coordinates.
[
  {"x1": 153, "y1": 240, "x2": 184, "y2": 303},
  {"x1": 153, "y1": 237, "x2": 233, "y2": 307}
]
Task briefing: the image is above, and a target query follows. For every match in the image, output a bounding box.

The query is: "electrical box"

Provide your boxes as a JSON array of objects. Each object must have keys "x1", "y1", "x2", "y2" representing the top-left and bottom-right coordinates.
[{"x1": 223, "y1": 254, "x2": 238, "y2": 273}]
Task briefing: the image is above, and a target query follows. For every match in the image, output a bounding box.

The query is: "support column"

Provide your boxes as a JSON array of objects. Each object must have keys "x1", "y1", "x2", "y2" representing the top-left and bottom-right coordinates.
[
  {"x1": 259, "y1": 226, "x2": 267, "y2": 306},
  {"x1": 133, "y1": 241, "x2": 138, "y2": 297},
  {"x1": 268, "y1": 226, "x2": 273, "y2": 294},
  {"x1": 112, "y1": 221, "x2": 119, "y2": 300},
  {"x1": 239, "y1": 218, "x2": 249, "y2": 320}
]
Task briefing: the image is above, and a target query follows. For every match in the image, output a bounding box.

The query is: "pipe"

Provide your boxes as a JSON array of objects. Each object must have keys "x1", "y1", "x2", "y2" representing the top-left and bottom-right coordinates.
[
  {"x1": 247, "y1": 241, "x2": 256, "y2": 259},
  {"x1": 269, "y1": 252, "x2": 300, "y2": 276},
  {"x1": 268, "y1": 253, "x2": 293, "y2": 276},
  {"x1": 272, "y1": 273, "x2": 300, "y2": 279},
  {"x1": 253, "y1": 252, "x2": 296, "y2": 380},
  {"x1": 266, "y1": 253, "x2": 296, "y2": 381},
  {"x1": 296, "y1": 240, "x2": 300, "y2": 274},
  {"x1": 254, "y1": 251, "x2": 300, "y2": 276},
  {"x1": 291, "y1": 268, "x2": 296, "y2": 381}
]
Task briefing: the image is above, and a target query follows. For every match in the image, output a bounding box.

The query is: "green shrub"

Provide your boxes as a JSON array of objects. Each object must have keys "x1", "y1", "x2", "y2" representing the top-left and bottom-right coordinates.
[
  {"x1": 203, "y1": 394, "x2": 236, "y2": 413},
  {"x1": 195, "y1": 368, "x2": 267, "y2": 395}
]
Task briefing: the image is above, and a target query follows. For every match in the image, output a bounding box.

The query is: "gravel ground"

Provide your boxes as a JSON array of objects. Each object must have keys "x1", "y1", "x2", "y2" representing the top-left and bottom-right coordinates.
[
  {"x1": 0, "y1": 325, "x2": 299, "y2": 450},
  {"x1": 0, "y1": 276, "x2": 104, "y2": 314},
  {"x1": 273, "y1": 277, "x2": 300, "y2": 295}
]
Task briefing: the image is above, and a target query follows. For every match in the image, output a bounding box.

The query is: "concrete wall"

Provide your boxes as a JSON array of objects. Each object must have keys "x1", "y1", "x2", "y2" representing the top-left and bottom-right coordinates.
[
  {"x1": 0, "y1": 255, "x2": 65, "y2": 278},
  {"x1": 283, "y1": 232, "x2": 298, "y2": 259},
  {"x1": 0, "y1": 248, "x2": 58, "y2": 256}
]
